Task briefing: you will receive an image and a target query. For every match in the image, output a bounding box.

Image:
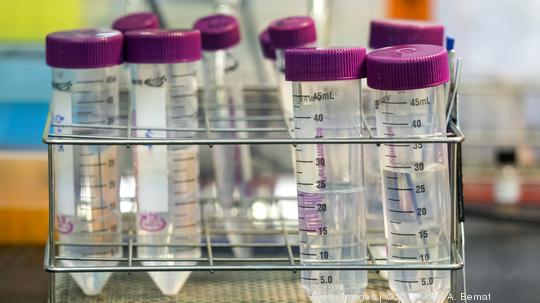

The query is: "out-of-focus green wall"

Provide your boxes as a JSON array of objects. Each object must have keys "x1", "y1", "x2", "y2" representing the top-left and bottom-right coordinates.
[{"x1": 0, "y1": 0, "x2": 81, "y2": 42}]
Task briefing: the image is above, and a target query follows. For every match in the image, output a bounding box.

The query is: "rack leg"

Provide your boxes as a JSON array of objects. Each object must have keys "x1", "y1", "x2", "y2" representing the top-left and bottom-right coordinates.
[
  {"x1": 49, "y1": 272, "x2": 56, "y2": 303},
  {"x1": 48, "y1": 144, "x2": 56, "y2": 266},
  {"x1": 460, "y1": 222, "x2": 468, "y2": 303},
  {"x1": 47, "y1": 145, "x2": 57, "y2": 303}
]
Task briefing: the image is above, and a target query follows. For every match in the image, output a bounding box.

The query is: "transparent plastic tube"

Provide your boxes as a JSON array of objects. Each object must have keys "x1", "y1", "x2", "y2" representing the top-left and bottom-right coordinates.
[
  {"x1": 51, "y1": 66, "x2": 122, "y2": 295},
  {"x1": 275, "y1": 47, "x2": 313, "y2": 121},
  {"x1": 201, "y1": 49, "x2": 254, "y2": 258},
  {"x1": 118, "y1": 64, "x2": 132, "y2": 127},
  {"x1": 361, "y1": 77, "x2": 387, "y2": 267},
  {"x1": 308, "y1": 0, "x2": 333, "y2": 47},
  {"x1": 132, "y1": 62, "x2": 201, "y2": 295},
  {"x1": 112, "y1": 12, "x2": 160, "y2": 200},
  {"x1": 258, "y1": 29, "x2": 278, "y2": 86},
  {"x1": 293, "y1": 80, "x2": 367, "y2": 303},
  {"x1": 365, "y1": 19, "x2": 445, "y2": 273},
  {"x1": 113, "y1": 11, "x2": 160, "y2": 97},
  {"x1": 374, "y1": 85, "x2": 451, "y2": 303},
  {"x1": 276, "y1": 46, "x2": 315, "y2": 182},
  {"x1": 117, "y1": 64, "x2": 135, "y2": 211}
]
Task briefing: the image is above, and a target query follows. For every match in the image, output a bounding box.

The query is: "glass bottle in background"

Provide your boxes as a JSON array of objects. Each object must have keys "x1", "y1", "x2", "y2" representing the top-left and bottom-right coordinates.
[
  {"x1": 125, "y1": 29, "x2": 202, "y2": 295},
  {"x1": 286, "y1": 47, "x2": 368, "y2": 303},
  {"x1": 46, "y1": 29, "x2": 124, "y2": 296},
  {"x1": 367, "y1": 44, "x2": 451, "y2": 303},
  {"x1": 365, "y1": 19, "x2": 445, "y2": 262},
  {"x1": 494, "y1": 148, "x2": 521, "y2": 205},
  {"x1": 194, "y1": 14, "x2": 254, "y2": 258},
  {"x1": 214, "y1": 0, "x2": 242, "y2": 16}
]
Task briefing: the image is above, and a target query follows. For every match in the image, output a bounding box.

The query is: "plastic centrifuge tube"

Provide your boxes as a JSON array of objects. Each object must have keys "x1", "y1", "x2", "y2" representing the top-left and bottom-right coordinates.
[
  {"x1": 46, "y1": 29, "x2": 124, "y2": 295},
  {"x1": 259, "y1": 27, "x2": 298, "y2": 173},
  {"x1": 258, "y1": 28, "x2": 278, "y2": 84},
  {"x1": 125, "y1": 29, "x2": 202, "y2": 295},
  {"x1": 112, "y1": 12, "x2": 160, "y2": 208},
  {"x1": 367, "y1": 44, "x2": 451, "y2": 303},
  {"x1": 112, "y1": 12, "x2": 160, "y2": 92},
  {"x1": 369, "y1": 19, "x2": 445, "y2": 50},
  {"x1": 112, "y1": 12, "x2": 159, "y2": 120},
  {"x1": 365, "y1": 19, "x2": 445, "y2": 261},
  {"x1": 285, "y1": 47, "x2": 368, "y2": 303},
  {"x1": 268, "y1": 16, "x2": 317, "y2": 121},
  {"x1": 194, "y1": 14, "x2": 254, "y2": 258},
  {"x1": 268, "y1": 16, "x2": 317, "y2": 196}
]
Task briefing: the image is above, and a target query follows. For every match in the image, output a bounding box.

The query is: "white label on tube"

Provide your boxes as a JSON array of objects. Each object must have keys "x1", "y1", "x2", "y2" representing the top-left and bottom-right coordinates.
[
  {"x1": 135, "y1": 84, "x2": 169, "y2": 213},
  {"x1": 52, "y1": 90, "x2": 76, "y2": 216}
]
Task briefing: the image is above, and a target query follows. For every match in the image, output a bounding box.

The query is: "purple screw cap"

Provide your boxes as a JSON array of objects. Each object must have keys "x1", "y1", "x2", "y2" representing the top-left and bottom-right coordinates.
[
  {"x1": 46, "y1": 29, "x2": 123, "y2": 69},
  {"x1": 369, "y1": 19, "x2": 444, "y2": 49},
  {"x1": 259, "y1": 29, "x2": 276, "y2": 60},
  {"x1": 366, "y1": 44, "x2": 449, "y2": 91},
  {"x1": 268, "y1": 16, "x2": 317, "y2": 49},
  {"x1": 193, "y1": 14, "x2": 240, "y2": 51},
  {"x1": 112, "y1": 12, "x2": 159, "y2": 33},
  {"x1": 124, "y1": 29, "x2": 202, "y2": 64},
  {"x1": 285, "y1": 47, "x2": 367, "y2": 82}
]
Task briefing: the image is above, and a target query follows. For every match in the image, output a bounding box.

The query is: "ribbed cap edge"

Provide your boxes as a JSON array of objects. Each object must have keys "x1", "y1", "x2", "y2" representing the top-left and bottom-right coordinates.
[
  {"x1": 193, "y1": 14, "x2": 240, "y2": 51},
  {"x1": 124, "y1": 29, "x2": 202, "y2": 64},
  {"x1": 285, "y1": 47, "x2": 367, "y2": 81},
  {"x1": 268, "y1": 16, "x2": 317, "y2": 49},
  {"x1": 369, "y1": 19, "x2": 444, "y2": 49},
  {"x1": 366, "y1": 44, "x2": 449, "y2": 90},
  {"x1": 46, "y1": 29, "x2": 123, "y2": 69}
]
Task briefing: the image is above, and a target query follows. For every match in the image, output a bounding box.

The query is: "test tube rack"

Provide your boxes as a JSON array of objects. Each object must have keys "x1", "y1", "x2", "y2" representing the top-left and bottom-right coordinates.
[{"x1": 43, "y1": 80, "x2": 466, "y2": 302}]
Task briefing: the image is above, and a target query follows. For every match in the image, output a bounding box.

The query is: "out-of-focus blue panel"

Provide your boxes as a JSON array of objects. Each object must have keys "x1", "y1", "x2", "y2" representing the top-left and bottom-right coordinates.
[
  {"x1": 0, "y1": 50, "x2": 51, "y2": 149},
  {"x1": 0, "y1": 52, "x2": 51, "y2": 102},
  {"x1": 0, "y1": 102, "x2": 49, "y2": 149}
]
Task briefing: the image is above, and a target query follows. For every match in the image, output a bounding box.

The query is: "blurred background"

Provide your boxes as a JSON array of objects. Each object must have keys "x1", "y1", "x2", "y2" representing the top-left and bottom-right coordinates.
[{"x1": 1, "y1": 0, "x2": 540, "y2": 302}]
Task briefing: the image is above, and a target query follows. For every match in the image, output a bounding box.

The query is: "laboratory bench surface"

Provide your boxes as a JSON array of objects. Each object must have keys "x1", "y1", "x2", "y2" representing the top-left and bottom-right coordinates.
[{"x1": 1, "y1": 217, "x2": 539, "y2": 303}]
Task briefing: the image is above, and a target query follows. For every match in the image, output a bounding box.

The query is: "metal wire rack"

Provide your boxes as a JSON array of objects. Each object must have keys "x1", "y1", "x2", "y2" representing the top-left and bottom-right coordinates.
[
  {"x1": 44, "y1": 197, "x2": 465, "y2": 274},
  {"x1": 42, "y1": 87, "x2": 464, "y2": 146},
  {"x1": 43, "y1": 86, "x2": 467, "y2": 302}
]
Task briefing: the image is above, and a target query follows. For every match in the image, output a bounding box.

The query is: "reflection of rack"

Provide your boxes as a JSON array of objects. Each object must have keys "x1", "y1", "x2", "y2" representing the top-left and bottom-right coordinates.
[
  {"x1": 43, "y1": 87, "x2": 466, "y2": 302},
  {"x1": 51, "y1": 271, "x2": 398, "y2": 303}
]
